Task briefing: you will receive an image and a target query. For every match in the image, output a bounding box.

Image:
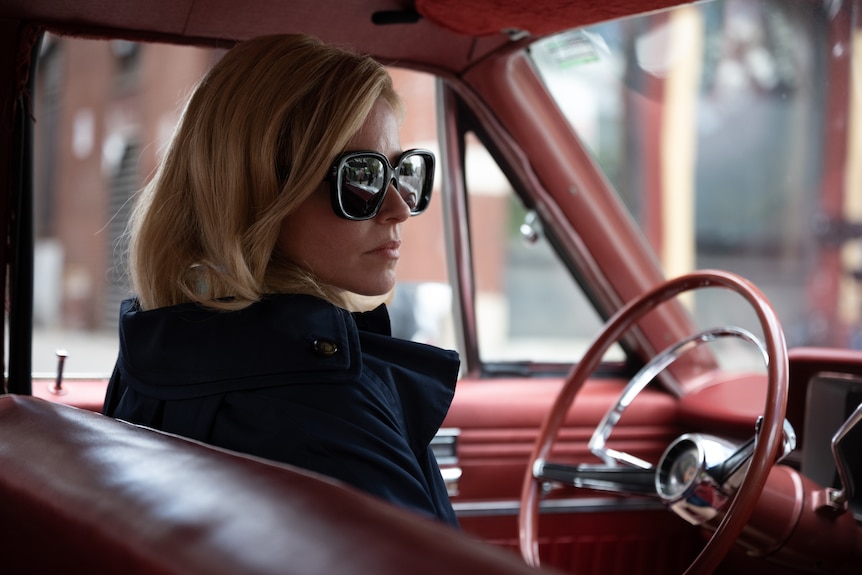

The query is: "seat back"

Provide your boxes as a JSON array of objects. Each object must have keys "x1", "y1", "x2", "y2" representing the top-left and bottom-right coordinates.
[{"x1": 0, "y1": 395, "x2": 551, "y2": 575}]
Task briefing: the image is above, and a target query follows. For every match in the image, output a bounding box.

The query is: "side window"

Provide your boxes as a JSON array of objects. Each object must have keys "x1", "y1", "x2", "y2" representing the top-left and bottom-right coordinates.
[
  {"x1": 464, "y1": 135, "x2": 623, "y2": 364},
  {"x1": 30, "y1": 43, "x2": 455, "y2": 378}
]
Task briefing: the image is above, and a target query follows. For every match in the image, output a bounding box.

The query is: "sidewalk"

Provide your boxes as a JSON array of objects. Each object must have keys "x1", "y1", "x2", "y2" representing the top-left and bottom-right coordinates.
[{"x1": 30, "y1": 327, "x2": 118, "y2": 377}]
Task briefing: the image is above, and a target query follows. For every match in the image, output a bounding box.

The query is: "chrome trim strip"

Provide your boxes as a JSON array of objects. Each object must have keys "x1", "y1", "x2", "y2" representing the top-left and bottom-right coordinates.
[
  {"x1": 452, "y1": 496, "x2": 663, "y2": 517},
  {"x1": 431, "y1": 427, "x2": 461, "y2": 465}
]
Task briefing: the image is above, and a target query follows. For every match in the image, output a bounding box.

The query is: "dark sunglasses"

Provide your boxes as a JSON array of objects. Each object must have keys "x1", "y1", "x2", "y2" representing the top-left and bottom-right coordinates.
[{"x1": 327, "y1": 149, "x2": 434, "y2": 220}]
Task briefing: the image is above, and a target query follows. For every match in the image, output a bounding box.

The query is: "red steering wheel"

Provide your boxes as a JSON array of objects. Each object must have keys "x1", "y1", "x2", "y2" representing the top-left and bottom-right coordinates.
[{"x1": 519, "y1": 270, "x2": 789, "y2": 574}]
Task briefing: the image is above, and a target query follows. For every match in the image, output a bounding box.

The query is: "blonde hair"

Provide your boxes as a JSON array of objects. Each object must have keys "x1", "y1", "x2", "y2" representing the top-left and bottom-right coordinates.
[{"x1": 129, "y1": 34, "x2": 401, "y2": 311}]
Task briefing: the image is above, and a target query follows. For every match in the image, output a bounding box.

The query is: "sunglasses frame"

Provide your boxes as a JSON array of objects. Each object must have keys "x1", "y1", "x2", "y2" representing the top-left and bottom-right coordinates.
[{"x1": 327, "y1": 148, "x2": 435, "y2": 221}]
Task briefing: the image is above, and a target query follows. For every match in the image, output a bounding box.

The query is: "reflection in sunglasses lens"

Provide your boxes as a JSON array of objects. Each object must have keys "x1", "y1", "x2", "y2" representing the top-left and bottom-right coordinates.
[
  {"x1": 398, "y1": 155, "x2": 426, "y2": 210},
  {"x1": 342, "y1": 157, "x2": 385, "y2": 217}
]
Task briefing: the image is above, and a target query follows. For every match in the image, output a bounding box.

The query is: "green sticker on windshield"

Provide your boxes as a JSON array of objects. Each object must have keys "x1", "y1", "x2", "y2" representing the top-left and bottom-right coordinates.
[{"x1": 540, "y1": 30, "x2": 603, "y2": 69}]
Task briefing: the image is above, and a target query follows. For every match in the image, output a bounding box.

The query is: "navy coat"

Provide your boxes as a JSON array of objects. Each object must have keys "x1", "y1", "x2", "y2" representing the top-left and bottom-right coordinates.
[{"x1": 103, "y1": 294, "x2": 460, "y2": 526}]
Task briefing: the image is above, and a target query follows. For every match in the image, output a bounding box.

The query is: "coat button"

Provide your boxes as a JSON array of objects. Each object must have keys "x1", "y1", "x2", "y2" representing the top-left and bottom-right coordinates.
[{"x1": 312, "y1": 339, "x2": 338, "y2": 357}]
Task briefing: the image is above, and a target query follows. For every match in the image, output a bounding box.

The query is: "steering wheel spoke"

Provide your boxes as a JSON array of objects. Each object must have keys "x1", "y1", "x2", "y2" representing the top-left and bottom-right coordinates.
[
  {"x1": 589, "y1": 326, "x2": 767, "y2": 468},
  {"x1": 535, "y1": 460, "x2": 658, "y2": 495}
]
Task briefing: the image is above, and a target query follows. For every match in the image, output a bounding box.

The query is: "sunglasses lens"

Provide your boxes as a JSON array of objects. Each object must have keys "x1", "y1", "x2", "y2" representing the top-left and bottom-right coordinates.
[
  {"x1": 340, "y1": 155, "x2": 387, "y2": 218},
  {"x1": 397, "y1": 154, "x2": 431, "y2": 213}
]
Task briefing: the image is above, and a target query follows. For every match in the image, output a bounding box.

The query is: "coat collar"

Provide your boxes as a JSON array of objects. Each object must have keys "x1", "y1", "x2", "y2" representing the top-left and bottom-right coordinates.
[{"x1": 117, "y1": 294, "x2": 459, "y2": 407}]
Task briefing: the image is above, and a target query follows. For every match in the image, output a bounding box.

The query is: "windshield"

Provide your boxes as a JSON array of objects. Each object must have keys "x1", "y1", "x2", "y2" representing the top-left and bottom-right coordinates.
[{"x1": 529, "y1": 0, "x2": 862, "y2": 352}]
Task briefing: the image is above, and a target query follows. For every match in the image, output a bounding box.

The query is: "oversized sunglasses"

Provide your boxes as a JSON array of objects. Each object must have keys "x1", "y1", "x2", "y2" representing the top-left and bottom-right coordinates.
[{"x1": 327, "y1": 149, "x2": 434, "y2": 220}]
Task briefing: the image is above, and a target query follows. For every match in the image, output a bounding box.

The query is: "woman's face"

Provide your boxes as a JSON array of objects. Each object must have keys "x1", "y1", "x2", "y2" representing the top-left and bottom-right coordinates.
[{"x1": 277, "y1": 98, "x2": 410, "y2": 297}]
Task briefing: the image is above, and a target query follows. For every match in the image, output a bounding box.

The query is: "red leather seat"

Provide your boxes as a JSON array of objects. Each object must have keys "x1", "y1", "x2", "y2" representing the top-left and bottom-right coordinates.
[{"x1": 0, "y1": 395, "x2": 554, "y2": 575}]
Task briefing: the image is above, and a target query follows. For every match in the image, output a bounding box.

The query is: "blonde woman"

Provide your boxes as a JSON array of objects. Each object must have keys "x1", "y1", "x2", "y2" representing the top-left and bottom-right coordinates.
[{"x1": 103, "y1": 34, "x2": 459, "y2": 527}]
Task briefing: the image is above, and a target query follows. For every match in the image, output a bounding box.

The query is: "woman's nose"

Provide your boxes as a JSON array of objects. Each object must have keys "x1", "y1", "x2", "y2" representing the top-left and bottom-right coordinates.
[{"x1": 376, "y1": 180, "x2": 411, "y2": 222}]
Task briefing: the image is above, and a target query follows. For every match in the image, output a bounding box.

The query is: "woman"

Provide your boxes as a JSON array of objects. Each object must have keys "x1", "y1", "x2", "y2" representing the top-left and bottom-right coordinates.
[{"x1": 103, "y1": 34, "x2": 460, "y2": 527}]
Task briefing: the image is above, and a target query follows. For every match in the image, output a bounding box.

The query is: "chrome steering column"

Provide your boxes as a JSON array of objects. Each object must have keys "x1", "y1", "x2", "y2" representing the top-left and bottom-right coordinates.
[{"x1": 655, "y1": 420, "x2": 796, "y2": 526}]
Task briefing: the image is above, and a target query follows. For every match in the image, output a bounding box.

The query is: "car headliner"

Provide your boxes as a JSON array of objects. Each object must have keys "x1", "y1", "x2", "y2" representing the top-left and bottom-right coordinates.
[{"x1": 1, "y1": 0, "x2": 689, "y2": 72}]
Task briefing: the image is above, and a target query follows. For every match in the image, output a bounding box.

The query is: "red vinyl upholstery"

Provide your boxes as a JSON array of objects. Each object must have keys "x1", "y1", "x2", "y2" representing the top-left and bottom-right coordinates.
[{"x1": 0, "y1": 395, "x2": 557, "y2": 575}]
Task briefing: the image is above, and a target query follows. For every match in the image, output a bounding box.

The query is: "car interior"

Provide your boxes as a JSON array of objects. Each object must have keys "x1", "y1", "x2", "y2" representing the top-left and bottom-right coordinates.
[{"x1": 0, "y1": 1, "x2": 860, "y2": 574}]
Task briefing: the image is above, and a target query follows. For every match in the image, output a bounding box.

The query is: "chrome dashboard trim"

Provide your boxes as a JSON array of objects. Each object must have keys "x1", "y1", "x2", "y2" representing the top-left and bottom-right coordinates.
[{"x1": 452, "y1": 496, "x2": 663, "y2": 517}]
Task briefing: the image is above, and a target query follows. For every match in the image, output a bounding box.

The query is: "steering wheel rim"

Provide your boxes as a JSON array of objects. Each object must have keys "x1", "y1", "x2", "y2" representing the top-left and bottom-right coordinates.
[{"x1": 518, "y1": 270, "x2": 789, "y2": 575}]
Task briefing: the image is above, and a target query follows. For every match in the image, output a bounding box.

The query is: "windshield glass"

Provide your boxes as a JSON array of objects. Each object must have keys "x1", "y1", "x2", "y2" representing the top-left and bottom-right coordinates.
[{"x1": 529, "y1": 0, "x2": 862, "y2": 351}]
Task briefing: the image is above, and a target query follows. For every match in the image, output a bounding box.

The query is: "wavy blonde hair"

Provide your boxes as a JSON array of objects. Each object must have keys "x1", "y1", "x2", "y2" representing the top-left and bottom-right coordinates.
[{"x1": 128, "y1": 34, "x2": 401, "y2": 311}]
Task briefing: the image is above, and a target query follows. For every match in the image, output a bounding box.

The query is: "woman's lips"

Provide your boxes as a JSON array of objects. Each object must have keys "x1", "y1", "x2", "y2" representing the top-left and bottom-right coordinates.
[{"x1": 369, "y1": 240, "x2": 401, "y2": 259}]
